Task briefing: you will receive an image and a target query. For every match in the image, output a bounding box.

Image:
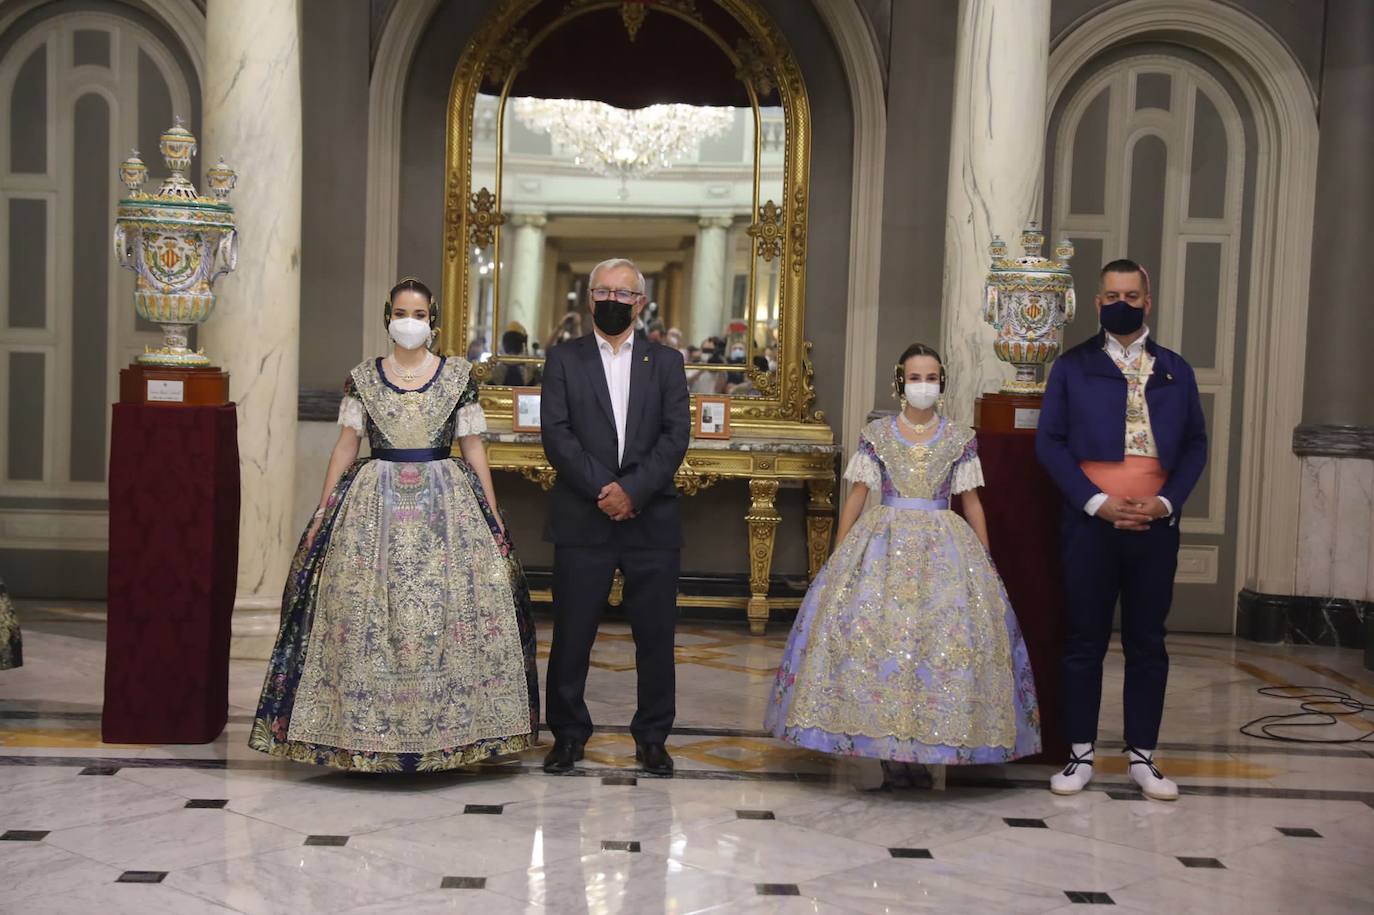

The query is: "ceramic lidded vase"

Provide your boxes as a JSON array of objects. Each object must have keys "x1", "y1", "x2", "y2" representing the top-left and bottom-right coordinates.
[{"x1": 983, "y1": 223, "x2": 1075, "y2": 394}]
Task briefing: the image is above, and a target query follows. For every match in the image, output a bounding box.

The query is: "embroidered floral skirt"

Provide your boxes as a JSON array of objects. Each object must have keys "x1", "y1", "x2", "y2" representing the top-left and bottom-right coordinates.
[
  {"x1": 765, "y1": 506, "x2": 1040, "y2": 764},
  {"x1": 250, "y1": 457, "x2": 538, "y2": 772},
  {"x1": 0, "y1": 577, "x2": 20, "y2": 670}
]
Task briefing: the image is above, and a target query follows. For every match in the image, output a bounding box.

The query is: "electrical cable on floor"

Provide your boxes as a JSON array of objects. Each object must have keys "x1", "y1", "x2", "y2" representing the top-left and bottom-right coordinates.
[{"x1": 1239, "y1": 685, "x2": 1374, "y2": 744}]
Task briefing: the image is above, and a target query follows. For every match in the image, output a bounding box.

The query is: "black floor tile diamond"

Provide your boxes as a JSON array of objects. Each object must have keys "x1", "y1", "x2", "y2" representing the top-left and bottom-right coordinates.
[
  {"x1": 304, "y1": 835, "x2": 350, "y2": 846},
  {"x1": 756, "y1": 884, "x2": 801, "y2": 896},
  {"x1": 737, "y1": 809, "x2": 776, "y2": 820},
  {"x1": 1004, "y1": 817, "x2": 1049, "y2": 828},
  {"x1": 79, "y1": 766, "x2": 119, "y2": 776},
  {"x1": 184, "y1": 798, "x2": 229, "y2": 809},
  {"x1": 117, "y1": 871, "x2": 167, "y2": 884},
  {"x1": 1, "y1": 830, "x2": 49, "y2": 841},
  {"x1": 889, "y1": 847, "x2": 933, "y2": 858},
  {"x1": 1106, "y1": 790, "x2": 1143, "y2": 801},
  {"x1": 601, "y1": 840, "x2": 641, "y2": 852},
  {"x1": 1178, "y1": 856, "x2": 1225, "y2": 869},
  {"x1": 1276, "y1": 827, "x2": 1322, "y2": 838},
  {"x1": 602, "y1": 776, "x2": 637, "y2": 786},
  {"x1": 463, "y1": 804, "x2": 504, "y2": 815},
  {"x1": 441, "y1": 876, "x2": 486, "y2": 889},
  {"x1": 1064, "y1": 890, "x2": 1115, "y2": 904}
]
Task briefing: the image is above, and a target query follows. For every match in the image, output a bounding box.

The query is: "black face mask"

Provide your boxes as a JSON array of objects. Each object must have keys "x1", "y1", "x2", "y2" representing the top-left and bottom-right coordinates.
[
  {"x1": 1100, "y1": 300, "x2": 1146, "y2": 335},
  {"x1": 592, "y1": 298, "x2": 634, "y2": 336}
]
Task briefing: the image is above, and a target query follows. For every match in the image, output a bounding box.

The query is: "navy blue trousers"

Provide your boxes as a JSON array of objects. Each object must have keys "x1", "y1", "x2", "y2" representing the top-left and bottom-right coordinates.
[{"x1": 1060, "y1": 511, "x2": 1179, "y2": 748}]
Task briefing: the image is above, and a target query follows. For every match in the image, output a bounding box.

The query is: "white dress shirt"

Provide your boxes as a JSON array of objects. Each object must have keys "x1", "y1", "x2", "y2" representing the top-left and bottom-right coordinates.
[
  {"x1": 596, "y1": 330, "x2": 634, "y2": 465},
  {"x1": 1084, "y1": 327, "x2": 1173, "y2": 518}
]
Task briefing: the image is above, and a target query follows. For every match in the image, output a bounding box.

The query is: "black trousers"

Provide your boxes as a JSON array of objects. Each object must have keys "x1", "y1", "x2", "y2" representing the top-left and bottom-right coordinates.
[
  {"x1": 546, "y1": 543, "x2": 680, "y2": 745},
  {"x1": 1060, "y1": 512, "x2": 1179, "y2": 749}
]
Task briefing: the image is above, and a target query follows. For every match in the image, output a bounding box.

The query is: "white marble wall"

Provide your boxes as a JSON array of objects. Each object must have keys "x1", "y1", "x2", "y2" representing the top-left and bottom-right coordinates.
[
  {"x1": 506, "y1": 213, "x2": 547, "y2": 339},
  {"x1": 939, "y1": 0, "x2": 1051, "y2": 423},
  {"x1": 1295, "y1": 456, "x2": 1374, "y2": 601},
  {"x1": 690, "y1": 216, "x2": 732, "y2": 344},
  {"x1": 200, "y1": 0, "x2": 302, "y2": 608}
]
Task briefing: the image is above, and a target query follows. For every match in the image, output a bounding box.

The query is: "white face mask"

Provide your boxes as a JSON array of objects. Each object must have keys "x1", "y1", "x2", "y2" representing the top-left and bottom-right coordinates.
[
  {"x1": 904, "y1": 381, "x2": 940, "y2": 410},
  {"x1": 388, "y1": 317, "x2": 430, "y2": 350}
]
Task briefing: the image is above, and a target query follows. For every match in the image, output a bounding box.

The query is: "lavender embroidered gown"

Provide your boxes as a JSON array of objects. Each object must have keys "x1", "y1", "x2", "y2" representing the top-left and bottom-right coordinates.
[{"x1": 765, "y1": 417, "x2": 1040, "y2": 764}]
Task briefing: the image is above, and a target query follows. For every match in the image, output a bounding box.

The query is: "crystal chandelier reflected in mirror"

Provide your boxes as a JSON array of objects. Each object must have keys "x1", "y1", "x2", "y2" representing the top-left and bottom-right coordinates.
[{"x1": 512, "y1": 98, "x2": 736, "y2": 199}]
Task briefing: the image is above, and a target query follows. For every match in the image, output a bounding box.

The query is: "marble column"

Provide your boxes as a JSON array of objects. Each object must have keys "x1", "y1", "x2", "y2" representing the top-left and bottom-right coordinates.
[
  {"x1": 505, "y1": 212, "x2": 547, "y2": 338},
  {"x1": 200, "y1": 0, "x2": 302, "y2": 625},
  {"x1": 1286, "y1": 0, "x2": 1374, "y2": 624},
  {"x1": 690, "y1": 216, "x2": 732, "y2": 344},
  {"x1": 938, "y1": 0, "x2": 1051, "y2": 423}
]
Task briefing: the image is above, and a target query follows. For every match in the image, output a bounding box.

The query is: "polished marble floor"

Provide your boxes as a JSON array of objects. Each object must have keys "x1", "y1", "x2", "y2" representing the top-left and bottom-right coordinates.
[{"x1": 2, "y1": 602, "x2": 1373, "y2": 913}]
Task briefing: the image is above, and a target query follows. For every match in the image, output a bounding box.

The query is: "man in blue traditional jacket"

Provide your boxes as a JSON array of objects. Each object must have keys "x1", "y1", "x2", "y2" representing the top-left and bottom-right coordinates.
[{"x1": 1036, "y1": 259, "x2": 1208, "y2": 801}]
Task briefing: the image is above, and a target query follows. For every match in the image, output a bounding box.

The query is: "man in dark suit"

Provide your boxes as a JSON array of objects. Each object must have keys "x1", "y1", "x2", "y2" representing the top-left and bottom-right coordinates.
[
  {"x1": 1036, "y1": 258, "x2": 1207, "y2": 802},
  {"x1": 539, "y1": 257, "x2": 690, "y2": 776}
]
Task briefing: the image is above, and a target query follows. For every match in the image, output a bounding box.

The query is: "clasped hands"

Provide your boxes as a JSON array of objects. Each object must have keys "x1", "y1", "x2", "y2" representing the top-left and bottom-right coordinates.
[
  {"x1": 1097, "y1": 495, "x2": 1169, "y2": 531},
  {"x1": 598, "y1": 481, "x2": 636, "y2": 521}
]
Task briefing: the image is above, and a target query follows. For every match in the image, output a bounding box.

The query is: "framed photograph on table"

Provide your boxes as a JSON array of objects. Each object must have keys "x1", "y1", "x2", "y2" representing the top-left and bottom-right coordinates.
[
  {"x1": 512, "y1": 388, "x2": 542, "y2": 432},
  {"x1": 695, "y1": 395, "x2": 731, "y2": 440}
]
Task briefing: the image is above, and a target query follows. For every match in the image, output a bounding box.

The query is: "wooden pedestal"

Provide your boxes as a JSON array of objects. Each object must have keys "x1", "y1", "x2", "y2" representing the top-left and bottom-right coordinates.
[
  {"x1": 974, "y1": 391, "x2": 1044, "y2": 434},
  {"x1": 120, "y1": 364, "x2": 230, "y2": 406}
]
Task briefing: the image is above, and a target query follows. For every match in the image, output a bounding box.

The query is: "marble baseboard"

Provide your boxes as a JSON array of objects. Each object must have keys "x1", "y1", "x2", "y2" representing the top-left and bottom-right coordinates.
[
  {"x1": 1292, "y1": 423, "x2": 1374, "y2": 459},
  {"x1": 1236, "y1": 588, "x2": 1370, "y2": 657}
]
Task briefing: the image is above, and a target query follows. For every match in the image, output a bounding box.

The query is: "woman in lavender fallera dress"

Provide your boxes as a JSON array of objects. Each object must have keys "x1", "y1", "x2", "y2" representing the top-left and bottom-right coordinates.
[{"x1": 766, "y1": 343, "x2": 1040, "y2": 772}]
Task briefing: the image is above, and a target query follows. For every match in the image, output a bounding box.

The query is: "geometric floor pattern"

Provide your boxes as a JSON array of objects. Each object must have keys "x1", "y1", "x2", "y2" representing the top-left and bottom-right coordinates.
[{"x1": 3, "y1": 602, "x2": 1372, "y2": 913}]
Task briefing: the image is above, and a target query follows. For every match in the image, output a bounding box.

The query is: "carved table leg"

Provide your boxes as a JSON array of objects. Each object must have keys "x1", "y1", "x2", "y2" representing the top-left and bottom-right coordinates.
[
  {"x1": 608, "y1": 569, "x2": 625, "y2": 607},
  {"x1": 746, "y1": 478, "x2": 781, "y2": 635},
  {"x1": 805, "y1": 476, "x2": 836, "y2": 582}
]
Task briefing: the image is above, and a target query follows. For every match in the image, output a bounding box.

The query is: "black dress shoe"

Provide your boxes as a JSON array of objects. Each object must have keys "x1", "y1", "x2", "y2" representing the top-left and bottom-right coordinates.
[
  {"x1": 635, "y1": 742, "x2": 674, "y2": 777},
  {"x1": 542, "y1": 739, "x2": 584, "y2": 774}
]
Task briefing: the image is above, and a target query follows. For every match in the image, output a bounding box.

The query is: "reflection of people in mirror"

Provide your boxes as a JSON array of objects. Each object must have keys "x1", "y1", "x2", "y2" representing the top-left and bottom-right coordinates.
[{"x1": 497, "y1": 327, "x2": 528, "y2": 387}]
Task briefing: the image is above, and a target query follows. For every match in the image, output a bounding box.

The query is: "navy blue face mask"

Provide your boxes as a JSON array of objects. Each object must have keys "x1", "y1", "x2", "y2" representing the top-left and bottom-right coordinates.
[{"x1": 1100, "y1": 300, "x2": 1146, "y2": 335}]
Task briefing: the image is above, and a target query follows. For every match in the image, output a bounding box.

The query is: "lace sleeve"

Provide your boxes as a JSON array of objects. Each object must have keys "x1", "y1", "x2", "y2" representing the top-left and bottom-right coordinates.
[
  {"x1": 337, "y1": 396, "x2": 365, "y2": 434},
  {"x1": 950, "y1": 434, "x2": 984, "y2": 494},
  {"x1": 337, "y1": 375, "x2": 365, "y2": 434},
  {"x1": 842, "y1": 436, "x2": 882, "y2": 490},
  {"x1": 455, "y1": 402, "x2": 487, "y2": 437}
]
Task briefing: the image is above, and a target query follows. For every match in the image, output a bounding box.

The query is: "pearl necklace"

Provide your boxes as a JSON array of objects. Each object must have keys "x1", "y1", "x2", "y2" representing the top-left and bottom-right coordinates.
[
  {"x1": 899, "y1": 410, "x2": 938, "y2": 436},
  {"x1": 390, "y1": 352, "x2": 433, "y2": 383}
]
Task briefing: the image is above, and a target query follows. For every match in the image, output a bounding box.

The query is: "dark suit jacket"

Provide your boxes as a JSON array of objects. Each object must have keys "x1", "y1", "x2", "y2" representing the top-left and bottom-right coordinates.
[
  {"x1": 541, "y1": 332, "x2": 690, "y2": 548},
  {"x1": 1036, "y1": 331, "x2": 1208, "y2": 519}
]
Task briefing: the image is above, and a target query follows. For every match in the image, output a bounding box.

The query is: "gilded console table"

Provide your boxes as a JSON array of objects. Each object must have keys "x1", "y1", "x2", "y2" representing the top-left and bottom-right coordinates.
[{"x1": 482, "y1": 431, "x2": 840, "y2": 634}]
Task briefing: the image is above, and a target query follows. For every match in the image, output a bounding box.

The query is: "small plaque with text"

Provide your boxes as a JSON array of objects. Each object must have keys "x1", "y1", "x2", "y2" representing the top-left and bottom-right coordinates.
[{"x1": 147, "y1": 379, "x2": 185, "y2": 403}]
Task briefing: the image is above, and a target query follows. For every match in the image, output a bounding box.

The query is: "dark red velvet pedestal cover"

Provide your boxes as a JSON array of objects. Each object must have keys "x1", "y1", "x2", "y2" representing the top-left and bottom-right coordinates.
[
  {"x1": 963, "y1": 430, "x2": 1069, "y2": 764},
  {"x1": 103, "y1": 403, "x2": 240, "y2": 743}
]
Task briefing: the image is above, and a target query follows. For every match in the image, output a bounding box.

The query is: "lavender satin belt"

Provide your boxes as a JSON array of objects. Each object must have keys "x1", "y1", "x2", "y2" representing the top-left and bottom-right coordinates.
[{"x1": 881, "y1": 496, "x2": 949, "y2": 511}]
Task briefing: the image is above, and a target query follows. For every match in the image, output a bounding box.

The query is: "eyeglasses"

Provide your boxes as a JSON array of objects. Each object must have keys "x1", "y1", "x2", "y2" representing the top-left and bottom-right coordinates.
[{"x1": 591, "y1": 287, "x2": 643, "y2": 303}]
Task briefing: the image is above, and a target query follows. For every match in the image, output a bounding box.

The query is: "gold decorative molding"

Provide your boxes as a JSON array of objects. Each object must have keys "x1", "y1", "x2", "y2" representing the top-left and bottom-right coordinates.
[
  {"x1": 734, "y1": 37, "x2": 776, "y2": 96},
  {"x1": 517, "y1": 465, "x2": 558, "y2": 489},
  {"x1": 482, "y1": 27, "x2": 530, "y2": 89},
  {"x1": 747, "y1": 198, "x2": 784, "y2": 262},
  {"x1": 466, "y1": 187, "x2": 504, "y2": 249},
  {"x1": 441, "y1": 0, "x2": 825, "y2": 441},
  {"x1": 745, "y1": 478, "x2": 781, "y2": 634}
]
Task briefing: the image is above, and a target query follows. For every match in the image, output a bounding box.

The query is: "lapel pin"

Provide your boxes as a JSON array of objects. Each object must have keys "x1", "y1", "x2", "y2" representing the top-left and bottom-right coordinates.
[
  {"x1": 1167, "y1": 372, "x2": 1174, "y2": 380},
  {"x1": 642, "y1": 355, "x2": 649, "y2": 362}
]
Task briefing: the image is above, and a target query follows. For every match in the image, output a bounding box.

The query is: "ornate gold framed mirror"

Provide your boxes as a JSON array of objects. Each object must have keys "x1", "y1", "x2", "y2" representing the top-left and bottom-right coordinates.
[{"x1": 440, "y1": 0, "x2": 826, "y2": 438}]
